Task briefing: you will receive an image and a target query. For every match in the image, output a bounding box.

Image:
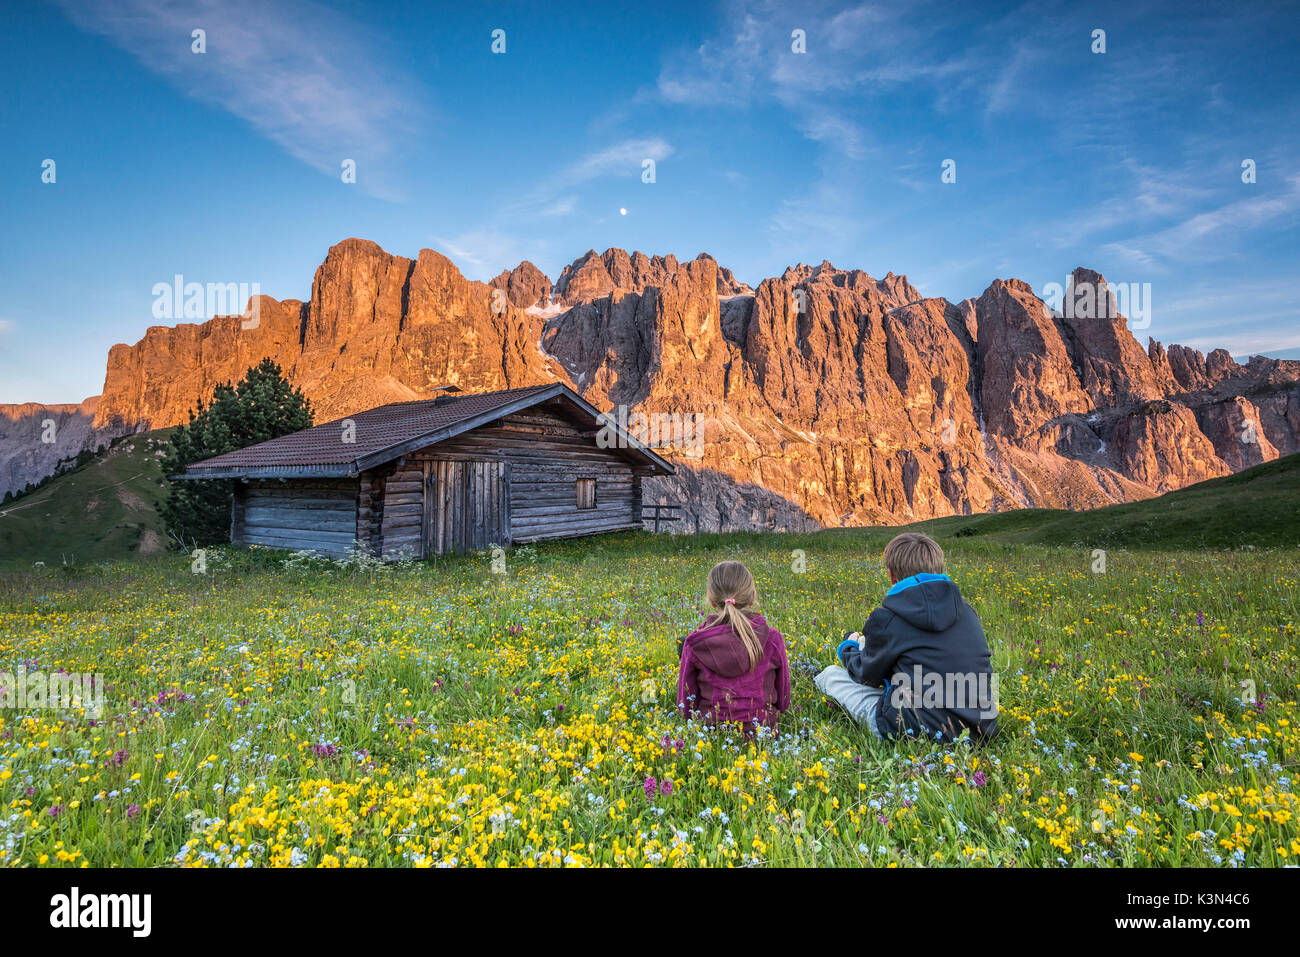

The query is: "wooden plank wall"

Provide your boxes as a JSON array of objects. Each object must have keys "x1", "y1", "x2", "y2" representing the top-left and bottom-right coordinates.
[
  {"x1": 426, "y1": 459, "x2": 510, "y2": 555},
  {"x1": 356, "y1": 470, "x2": 388, "y2": 556},
  {"x1": 230, "y1": 483, "x2": 247, "y2": 544},
  {"x1": 403, "y1": 405, "x2": 644, "y2": 550},
  {"x1": 379, "y1": 460, "x2": 424, "y2": 560},
  {"x1": 237, "y1": 478, "x2": 359, "y2": 558}
]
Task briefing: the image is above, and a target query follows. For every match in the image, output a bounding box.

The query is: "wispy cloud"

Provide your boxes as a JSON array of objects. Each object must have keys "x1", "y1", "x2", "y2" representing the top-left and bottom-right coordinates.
[
  {"x1": 431, "y1": 229, "x2": 531, "y2": 275},
  {"x1": 983, "y1": 38, "x2": 1037, "y2": 121},
  {"x1": 1027, "y1": 137, "x2": 1300, "y2": 284},
  {"x1": 1090, "y1": 171, "x2": 1300, "y2": 272},
  {"x1": 1134, "y1": 175, "x2": 1300, "y2": 256},
  {"x1": 769, "y1": 177, "x2": 873, "y2": 250},
  {"x1": 656, "y1": 9, "x2": 765, "y2": 104},
  {"x1": 652, "y1": 1, "x2": 985, "y2": 251},
  {"x1": 796, "y1": 112, "x2": 870, "y2": 161},
  {"x1": 656, "y1": 1, "x2": 987, "y2": 122},
  {"x1": 1185, "y1": 326, "x2": 1300, "y2": 358},
  {"x1": 547, "y1": 138, "x2": 674, "y2": 191},
  {"x1": 537, "y1": 196, "x2": 578, "y2": 218},
  {"x1": 54, "y1": 0, "x2": 424, "y2": 201},
  {"x1": 1132, "y1": 275, "x2": 1300, "y2": 358},
  {"x1": 505, "y1": 137, "x2": 674, "y2": 218},
  {"x1": 434, "y1": 137, "x2": 673, "y2": 277}
]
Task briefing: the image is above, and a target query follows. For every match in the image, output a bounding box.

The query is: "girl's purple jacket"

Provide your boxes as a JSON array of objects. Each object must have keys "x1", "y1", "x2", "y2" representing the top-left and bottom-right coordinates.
[{"x1": 676, "y1": 613, "x2": 792, "y2": 729}]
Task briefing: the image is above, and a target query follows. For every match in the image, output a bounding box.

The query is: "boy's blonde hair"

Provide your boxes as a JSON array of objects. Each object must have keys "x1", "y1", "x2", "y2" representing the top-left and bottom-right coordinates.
[
  {"x1": 704, "y1": 560, "x2": 762, "y2": 670},
  {"x1": 883, "y1": 532, "x2": 945, "y2": 581}
]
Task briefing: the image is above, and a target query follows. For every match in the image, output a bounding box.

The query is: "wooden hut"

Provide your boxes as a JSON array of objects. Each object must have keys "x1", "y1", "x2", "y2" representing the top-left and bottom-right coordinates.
[{"x1": 177, "y1": 384, "x2": 676, "y2": 559}]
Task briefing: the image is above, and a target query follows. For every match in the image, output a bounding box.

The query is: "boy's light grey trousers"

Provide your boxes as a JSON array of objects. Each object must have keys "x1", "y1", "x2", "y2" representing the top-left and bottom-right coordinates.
[{"x1": 814, "y1": 665, "x2": 885, "y2": 738}]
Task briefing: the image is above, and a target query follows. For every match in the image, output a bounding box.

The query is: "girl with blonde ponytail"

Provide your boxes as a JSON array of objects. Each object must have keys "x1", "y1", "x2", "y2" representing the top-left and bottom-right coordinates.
[{"x1": 677, "y1": 561, "x2": 792, "y2": 732}]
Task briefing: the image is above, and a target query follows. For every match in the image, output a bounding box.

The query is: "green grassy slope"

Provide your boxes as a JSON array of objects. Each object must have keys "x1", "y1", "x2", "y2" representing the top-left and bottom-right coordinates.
[
  {"x1": 0, "y1": 430, "x2": 172, "y2": 568},
  {"x1": 896, "y1": 452, "x2": 1300, "y2": 549}
]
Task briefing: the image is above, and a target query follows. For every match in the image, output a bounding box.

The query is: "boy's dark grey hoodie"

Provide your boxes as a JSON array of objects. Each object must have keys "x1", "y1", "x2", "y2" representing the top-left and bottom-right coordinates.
[{"x1": 840, "y1": 576, "x2": 998, "y2": 742}]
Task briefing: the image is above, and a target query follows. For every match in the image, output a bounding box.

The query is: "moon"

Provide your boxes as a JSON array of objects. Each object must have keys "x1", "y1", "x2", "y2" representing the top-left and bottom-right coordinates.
[{"x1": 619, "y1": 207, "x2": 627, "y2": 216}]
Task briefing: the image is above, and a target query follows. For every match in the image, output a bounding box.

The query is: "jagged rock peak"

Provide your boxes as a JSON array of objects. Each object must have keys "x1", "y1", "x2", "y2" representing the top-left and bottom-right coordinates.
[
  {"x1": 554, "y1": 247, "x2": 745, "y2": 305},
  {"x1": 490, "y1": 260, "x2": 552, "y2": 309},
  {"x1": 779, "y1": 261, "x2": 921, "y2": 310},
  {"x1": 696, "y1": 253, "x2": 752, "y2": 295}
]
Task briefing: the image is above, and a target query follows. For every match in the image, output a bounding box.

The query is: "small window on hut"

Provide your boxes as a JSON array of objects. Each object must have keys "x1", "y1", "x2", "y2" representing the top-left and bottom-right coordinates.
[{"x1": 576, "y1": 478, "x2": 596, "y2": 509}]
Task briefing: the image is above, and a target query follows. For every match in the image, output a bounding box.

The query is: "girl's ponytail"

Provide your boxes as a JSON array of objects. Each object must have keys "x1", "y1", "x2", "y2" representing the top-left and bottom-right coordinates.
[{"x1": 704, "y1": 562, "x2": 763, "y2": 670}]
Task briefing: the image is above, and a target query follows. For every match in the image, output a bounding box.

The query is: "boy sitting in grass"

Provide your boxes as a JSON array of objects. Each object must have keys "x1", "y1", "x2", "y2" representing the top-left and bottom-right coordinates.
[{"x1": 807, "y1": 532, "x2": 998, "y2": 743}]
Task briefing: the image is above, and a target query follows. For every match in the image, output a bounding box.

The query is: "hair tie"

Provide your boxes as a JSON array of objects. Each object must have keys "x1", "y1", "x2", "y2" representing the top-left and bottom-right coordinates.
[{"x1": 724, "y1": 598, "x2": 736, "y2": 605}]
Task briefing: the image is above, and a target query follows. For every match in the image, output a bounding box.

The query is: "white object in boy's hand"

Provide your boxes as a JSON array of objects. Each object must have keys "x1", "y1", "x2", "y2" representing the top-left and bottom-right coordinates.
[{"x1": 848, "y1": 632, "x2": 864, "y2": 647}]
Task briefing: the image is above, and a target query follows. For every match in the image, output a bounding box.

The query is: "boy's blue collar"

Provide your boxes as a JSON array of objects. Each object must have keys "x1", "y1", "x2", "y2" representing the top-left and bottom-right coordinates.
[{"x1": 887, "y1": 572, "x2": 951, "y2": 596}]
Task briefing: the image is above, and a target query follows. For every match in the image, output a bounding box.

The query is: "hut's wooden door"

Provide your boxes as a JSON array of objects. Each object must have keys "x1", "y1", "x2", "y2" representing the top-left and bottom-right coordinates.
[{"x1": 423, "y1": 459, "x2": 511, "y2": 556}]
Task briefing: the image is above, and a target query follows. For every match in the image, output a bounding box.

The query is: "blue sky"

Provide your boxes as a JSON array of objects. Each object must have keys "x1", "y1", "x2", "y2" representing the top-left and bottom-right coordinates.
[{"x1": 2, "y1": 0, "x2": 1298, "y2": 404}]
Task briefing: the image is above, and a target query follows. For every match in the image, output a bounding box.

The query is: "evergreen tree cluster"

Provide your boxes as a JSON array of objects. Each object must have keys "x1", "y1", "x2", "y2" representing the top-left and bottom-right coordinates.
[{"x1": 161, "y1": 359, "x2": 313, "y2": 546}]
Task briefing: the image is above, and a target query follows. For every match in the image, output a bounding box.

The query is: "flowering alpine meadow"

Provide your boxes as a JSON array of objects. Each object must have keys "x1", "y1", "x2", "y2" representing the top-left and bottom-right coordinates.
[{"x1": 0, "y1": 532, "x2": 1296, "y2": 868}]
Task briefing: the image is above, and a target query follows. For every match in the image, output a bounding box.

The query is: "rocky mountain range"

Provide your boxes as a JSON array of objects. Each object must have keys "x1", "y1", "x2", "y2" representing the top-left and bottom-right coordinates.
[
  {"x1": 5, "y1": 237, "x2": 1298, "y2": 532},
  {"x1": 1, "y1": 396, "x2": 101, "y2": 500}
]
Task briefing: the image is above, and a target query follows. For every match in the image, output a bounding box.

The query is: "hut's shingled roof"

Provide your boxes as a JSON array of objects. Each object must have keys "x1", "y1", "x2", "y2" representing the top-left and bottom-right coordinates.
[{"x1": 179, "y1": 384, "x2": 674, "y2": 479}]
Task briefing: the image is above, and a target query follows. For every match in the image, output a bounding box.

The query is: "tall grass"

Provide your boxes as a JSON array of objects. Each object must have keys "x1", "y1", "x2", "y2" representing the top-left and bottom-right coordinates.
[{"x1": 0, "y1": 531, "x2": 1296, "y2": 867}]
